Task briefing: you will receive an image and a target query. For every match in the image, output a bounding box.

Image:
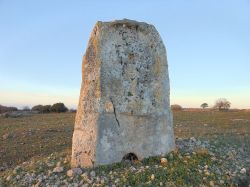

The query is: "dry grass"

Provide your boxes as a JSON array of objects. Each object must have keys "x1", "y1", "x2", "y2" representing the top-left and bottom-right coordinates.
[
  {"x1": 174, "y1": 110, "x2": 250, "y2": 138},
  {"x1": 0, "y1": 113, "x2": 74, "y2": 167}
]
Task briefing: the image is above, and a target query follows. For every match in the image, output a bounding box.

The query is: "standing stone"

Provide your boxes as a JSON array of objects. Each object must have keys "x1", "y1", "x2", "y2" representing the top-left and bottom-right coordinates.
[{"x1": 71, "y1": 19, "x2": 175, "y2": 167}]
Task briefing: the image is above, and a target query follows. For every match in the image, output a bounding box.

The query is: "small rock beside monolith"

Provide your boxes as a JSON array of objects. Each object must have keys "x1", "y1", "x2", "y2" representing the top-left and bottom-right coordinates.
[{"x1": 72, "y1": 19, "x2": 175, "y2": 167}]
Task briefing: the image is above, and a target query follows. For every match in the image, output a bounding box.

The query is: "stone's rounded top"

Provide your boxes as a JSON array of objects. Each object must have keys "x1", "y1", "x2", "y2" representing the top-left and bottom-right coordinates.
[
  {"x1": 98, "y1": 18, "x2": 153, "y2": 26},
  {"x1": 94, "y1": 19, "x2": 155, "y2": 31}
]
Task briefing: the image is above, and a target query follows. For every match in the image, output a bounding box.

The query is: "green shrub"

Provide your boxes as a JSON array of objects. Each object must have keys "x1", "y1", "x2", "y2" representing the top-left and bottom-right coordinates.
[
  {"x1": 41, "y1": 105, "x2": 51, "y2": 113},
  {"x1": 0, "y1": 105, "x2": 18, "y2": 114},
  {"x1": 171, "y1": 104, "x2": 183, "y2": 111},
  {"x1": 31, "y1": 105, "x2": 44, "y2": 112},
  {"x1": 50, "y1": 103, "x2": 68, "y2": 113}
]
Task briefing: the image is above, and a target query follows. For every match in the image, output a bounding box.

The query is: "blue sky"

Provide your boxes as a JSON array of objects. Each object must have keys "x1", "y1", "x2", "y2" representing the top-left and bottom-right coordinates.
[{"x1": 0, "y1": 0, "x2": 250, "y2": 109}]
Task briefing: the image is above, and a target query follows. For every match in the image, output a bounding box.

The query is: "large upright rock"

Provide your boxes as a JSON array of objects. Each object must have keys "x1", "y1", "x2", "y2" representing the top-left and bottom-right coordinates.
[{"x1": 71, "y1": 19, "x2": 175, "y2": 167}]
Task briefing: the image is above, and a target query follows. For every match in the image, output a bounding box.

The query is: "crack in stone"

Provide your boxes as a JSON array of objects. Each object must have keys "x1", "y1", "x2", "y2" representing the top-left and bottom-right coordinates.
[{"x1": 110, "y1": 98, "x2": 120, "y2": 127}]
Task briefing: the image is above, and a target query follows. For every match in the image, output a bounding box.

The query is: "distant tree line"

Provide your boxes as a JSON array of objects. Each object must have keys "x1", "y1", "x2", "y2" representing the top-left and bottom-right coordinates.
[
  {"x1": 0, "y1": 103, "x2": 76, "y2": 114},
  {"x1": 200, "y1": 98, "x2": 231, "y2": 110},
  {"x1": 0, "y1": 105, "x2": 18, "y2": 114},
  {"x1": 171, "y1": 98, "x2": 231, "y2": 111}
]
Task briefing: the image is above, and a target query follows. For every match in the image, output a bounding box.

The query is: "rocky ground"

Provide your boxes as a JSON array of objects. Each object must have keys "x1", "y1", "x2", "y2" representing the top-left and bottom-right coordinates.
[{"x1": 1, "y1": 136, "x2": 249, "y2": 187}]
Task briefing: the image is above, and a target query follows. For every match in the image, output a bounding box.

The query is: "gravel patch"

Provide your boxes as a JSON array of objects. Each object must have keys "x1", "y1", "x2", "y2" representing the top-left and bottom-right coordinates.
[{"x1": 1, "y1": 136, "x2": 249, "y2": 186}]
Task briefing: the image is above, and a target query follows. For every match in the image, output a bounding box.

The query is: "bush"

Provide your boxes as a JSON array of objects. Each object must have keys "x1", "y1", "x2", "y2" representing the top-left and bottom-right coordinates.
[
  {"x1": 50, "y1": 103, "x2": 68, "y2": 113},
  {"x1": 41, "y1": 105, "x2": 51, "y2": 113},
  {"x1": 200, "y1": 103, "x2": 208, "y2": 109},
  {"x1": 32, "y1": 105, "x2": 52, "y2": 113},
  {"x1": 214, "y1": 98, "x2": 231, "y2": 111},
  {"x1": 171, "y1": 104, "x2": 183, "y2": 111},
  {"x1": 0, "y1": 105, "x2": 18, "y2": 114},
  {"x1": 32, "y1": 105, "x2": 44, "y2": 112}
]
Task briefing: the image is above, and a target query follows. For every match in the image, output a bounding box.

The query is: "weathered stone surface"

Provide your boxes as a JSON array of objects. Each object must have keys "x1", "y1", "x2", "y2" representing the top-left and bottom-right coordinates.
[{"x1": 71, "y1": 19, "x2": 175, "y2": 167}]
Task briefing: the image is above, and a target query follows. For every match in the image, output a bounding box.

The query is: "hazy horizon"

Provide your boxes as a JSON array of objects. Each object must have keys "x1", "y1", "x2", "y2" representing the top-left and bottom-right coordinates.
[{"x1": 1, "y1": 1, "x2": 250, "y2": 109}]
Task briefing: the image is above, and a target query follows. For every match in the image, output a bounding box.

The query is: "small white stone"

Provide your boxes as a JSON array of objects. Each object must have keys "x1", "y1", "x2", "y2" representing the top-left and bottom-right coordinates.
[
  {"x1": 209, "y1": 181, "x2": 214, "y2": 187},
  {"x1": 56, "y1": 162, "x2": 61, "y2": 167},
  {"x1": 205, "y1": 171, "x2": 210, "y2": 176},
  {"x1": 47, "y1": 162, "x2": 54, "y2": 167},
  {"x1": 130, "y1": 166, "x2": 136, "y2": 171},
  {"x1": 190, "y1": 137, "x2": 196, "y2": 142},
  {"x1": 81, "y1": 172, "x2": 89, "y2": 180},
  {"x1": 169, "y1": 153, "x2": 174, "y2": 160},
  {"x1": 150, "y1": 174, "x2": 155, "y2": 180},
  {"x1": 35, "y1": 181, "x2": 42, "y2": 187},
  {"x1": 160, "y1": 158, "x2": 168, "y2": 165},
  {"x1": 101, "y1": 179, "x2": 105, "y2": 184},
  {"x1": 66, "y1": 170, "x2": 74, "y2": 177},
  {"x1": 90, "y1": 170, "x2": 96, "y2": 178},
  {"x1": 6, "y1": 175, "x2": 12, "y2": 181},
  {"x1": 14, "y1": 166, "x2": 21, "y2": 171},
  {"x1": 67, "y1": 168, "x2": 82, "y2": 177},
  {"x1": 53, "y1": 166, "x2": 64, "y2": 173},
  {"x1": 240, "y1": 168, "x2": 246, "y2": 174},
  {"x1": 2, "y1": 133, "x2": 10, "y2": 140},
  {"x1": 47, "y1": 170, "x2": 52, "y2": 176}
]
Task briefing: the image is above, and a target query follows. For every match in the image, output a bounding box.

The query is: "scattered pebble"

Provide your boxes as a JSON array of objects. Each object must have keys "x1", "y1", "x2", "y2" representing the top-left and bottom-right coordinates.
[
  {"x1": 6, "y1": 175, "x2": 12, "y2": 181},
  {"x1": 150, "y1": 174, "x2": 155, "y2": 180},
  {"x1": 190, "y1": 137, "x2": 196, "y2": 142},
  {"x1": 56, "y1": 161, "x2": 61, "y2": 167},
  {"x1": 2, "y1": 133, "x2": 10, "y2": 140},
  {"x1": 90, "y1": 170, "x2": 96, "y2": 178},
  {"x1": 1, "y1": 137, "x2": 248, "y2": 186},
  {"x1": 205, "y1": 171, "x2": 210, "y2": 176},
  {"x1": 240, "y1": 168, "x2": 246, "y2": 174},
  {"x1": 160, "y1": 157, "x2": 168, "y2": 166},
  {"x1": 209, "y1": 180, "x2": 214, "y2": 187},
  {"x1": 67, "y1": 168, "x2": 82, "y2": 177},
  {"x1": 52, "y1": 166, "x2": 64, "y2": 173}
]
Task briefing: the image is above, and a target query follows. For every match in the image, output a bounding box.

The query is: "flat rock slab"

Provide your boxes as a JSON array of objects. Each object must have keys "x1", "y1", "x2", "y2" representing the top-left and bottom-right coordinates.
[{"x1": 71, "y1": 19, "x2": 175, "y2": 167}]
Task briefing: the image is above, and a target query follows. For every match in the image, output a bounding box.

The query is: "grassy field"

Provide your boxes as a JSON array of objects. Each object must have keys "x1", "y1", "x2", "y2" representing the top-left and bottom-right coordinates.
[
  {"x1": 0, "y1": 110, "x2": 249, "y2": 186},
  {"x1": 173, "y1": 110, "x2": 250, "y2": 138},
  {"x1": 0, "y1": 113, "x2": 75, "y2": 168}
]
